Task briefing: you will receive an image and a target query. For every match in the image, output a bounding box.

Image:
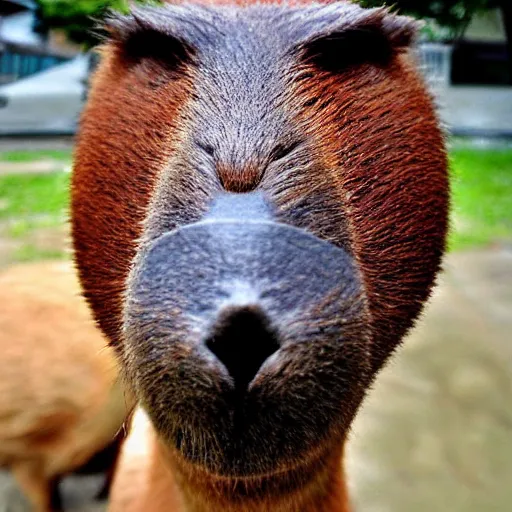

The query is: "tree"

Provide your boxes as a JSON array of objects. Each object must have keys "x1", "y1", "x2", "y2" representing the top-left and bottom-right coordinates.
[
  {"x1": 359, "y1": 0, "x2": 511, "y2": 81},
  {"x1": 359, "y1": 0, "x2": 507, "y2": 39},
  {"x1": 34, "y1": 0, "x2": 149, "y2": 47}
]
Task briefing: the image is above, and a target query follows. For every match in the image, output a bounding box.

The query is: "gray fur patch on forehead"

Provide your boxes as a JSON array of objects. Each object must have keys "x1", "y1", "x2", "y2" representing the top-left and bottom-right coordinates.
[{"x1": 107, "y1": 2, "x2": 418, "y2": 53}]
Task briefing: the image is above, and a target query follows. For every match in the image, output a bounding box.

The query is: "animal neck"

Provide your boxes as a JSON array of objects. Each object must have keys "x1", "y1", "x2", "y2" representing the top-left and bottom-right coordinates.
[
  {"x1": 156, "y1": 437, "x2": 350, "y2": 512},
  {"x1": 111, "y1": 408, "x2": 351, "y2": 512}
]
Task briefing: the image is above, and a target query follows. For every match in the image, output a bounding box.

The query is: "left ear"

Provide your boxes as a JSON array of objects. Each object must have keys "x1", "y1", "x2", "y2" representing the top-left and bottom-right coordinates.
[{"x1": 376, "y1": 8, "x2": 422, "y2": 49}]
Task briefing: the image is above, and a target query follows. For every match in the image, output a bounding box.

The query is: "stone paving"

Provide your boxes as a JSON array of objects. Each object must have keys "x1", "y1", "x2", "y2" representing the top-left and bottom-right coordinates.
[
  {"x1": 347, "y1": 248, "x2": 512, "y2": 512},
  {"x1": 0, "y1": 248, "x2": 510, "y2": 510},
  {"x1": 0, "y1": 137, "x2": 74, "y2": 153},
  {"x1": 0, "y1": 160, "x2": 71, "y2": 176},
  {"x1": 440, "y1": 86, "x2": 512, "y2": 136}
]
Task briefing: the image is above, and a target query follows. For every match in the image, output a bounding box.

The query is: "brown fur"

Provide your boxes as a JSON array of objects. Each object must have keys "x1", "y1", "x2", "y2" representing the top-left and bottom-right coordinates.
[
  {"x1": 0, "y1": 262, "x2": 134, "y2": 512},
  {"x1": 291, "y1": 52, "x2": 448, "y2": 371},
  {"x1": 109, "y1": 408, "x2": 350, "y2": 512},
  {"x1": 72, "y1": 43, "x2": 196, "y2": 349},
  {"x1": 72, "y1": 2, "x2": 449, "y2": 511}
]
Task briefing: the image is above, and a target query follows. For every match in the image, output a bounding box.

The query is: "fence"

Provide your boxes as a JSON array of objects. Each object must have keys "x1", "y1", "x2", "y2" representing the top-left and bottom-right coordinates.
[
  {"x1": 0, "y1": 48, "x2": 68, "y2": 85},
  {"x1": 417, "y1": 43, "x2": 454, "y2": 89}
]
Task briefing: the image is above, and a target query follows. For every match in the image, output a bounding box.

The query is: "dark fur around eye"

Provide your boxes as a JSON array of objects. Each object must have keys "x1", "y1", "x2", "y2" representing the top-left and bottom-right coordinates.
[
  {"x1": 120, "y1": 28, "x2": 194, "y2": 73},
  {"x1": 303, "y1": 28, "x2": 394, "y2": 73}
]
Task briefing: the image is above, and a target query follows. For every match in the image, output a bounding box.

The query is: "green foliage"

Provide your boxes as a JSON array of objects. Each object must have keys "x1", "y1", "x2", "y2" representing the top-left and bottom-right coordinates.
[
  {"x1": 358, "y1": 0, "x2": 498, "y2": 39},
  {"x1": 34, "y1": 0, "x2": 154, "y2": 46}
]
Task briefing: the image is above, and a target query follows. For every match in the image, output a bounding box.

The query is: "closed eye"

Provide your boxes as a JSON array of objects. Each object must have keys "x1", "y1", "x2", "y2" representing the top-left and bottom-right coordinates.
[{"x1": 270, "y1": 140, "x2": 303, "y2": 163}]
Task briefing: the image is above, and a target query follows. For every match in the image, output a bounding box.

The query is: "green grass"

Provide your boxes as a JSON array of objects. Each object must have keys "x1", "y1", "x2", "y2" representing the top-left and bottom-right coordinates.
[
  {"x1": 0, "y1": 150, "x2": 72, "y2": 245},
  {"x1": 13, "y1": 245, "x2": 68, "y2": 263},
  {"x1": 0, "y1": 172, "x2": 70, "y2": 263},
  {"x1": 0, "y1": 149, "x2": 72, "y2": 163},
  {"x1": 449, "y1": 148, "x2": 512, "y2": 251},
  {"x1": 0, "y1": 148, "x2": 510, "y2": 264},
  {"x1": 0, "y1": 172, "x2": 69, "y2": 221}
]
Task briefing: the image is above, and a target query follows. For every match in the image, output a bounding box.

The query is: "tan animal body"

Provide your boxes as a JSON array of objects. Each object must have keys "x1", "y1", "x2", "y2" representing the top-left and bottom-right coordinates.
[
  {"x1": 0, "y1": 261, "x2": 133, "y2": 512},
  {"x1": 72, "y1": 1, "x2": 449, "y2": 511}
]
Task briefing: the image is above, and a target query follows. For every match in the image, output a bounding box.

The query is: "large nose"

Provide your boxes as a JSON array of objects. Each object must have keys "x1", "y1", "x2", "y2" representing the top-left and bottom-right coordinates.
[
  {"x1": 125, "y1": 192, "x2": 364, "y2": 393},
  {"x1": 206, "y1": 305, "x2": 279, "y2": 392}
]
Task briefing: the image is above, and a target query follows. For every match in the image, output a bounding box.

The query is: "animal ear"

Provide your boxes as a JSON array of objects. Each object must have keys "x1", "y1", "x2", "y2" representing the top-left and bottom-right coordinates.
[
  {"x1": 104, "y1": 8, "x2": 194, "y2": 72},
  {"x1": 379, "y1": 10, "x2": 420, "y2": 48},
  {"x1": 301, "y1": 9, "x2": 419, "y2": 73}
]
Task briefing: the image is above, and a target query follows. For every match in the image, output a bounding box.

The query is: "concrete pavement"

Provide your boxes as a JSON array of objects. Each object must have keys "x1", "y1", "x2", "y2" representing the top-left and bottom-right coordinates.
[
  {"x1": 439, "y1": 86, "x2": 512, "y2": 137},
  {"x1": 347, "y1": 248, "x2": 512, "y2": 512}
]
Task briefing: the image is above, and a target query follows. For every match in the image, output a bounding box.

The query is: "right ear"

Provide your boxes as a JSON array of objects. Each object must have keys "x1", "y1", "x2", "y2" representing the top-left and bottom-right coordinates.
[{"x1": 298, "y1": 7, "x2": 420, "y2": 74}]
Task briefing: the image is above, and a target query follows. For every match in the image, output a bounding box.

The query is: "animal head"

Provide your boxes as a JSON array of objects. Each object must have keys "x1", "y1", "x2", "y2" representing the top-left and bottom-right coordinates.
[{"x1": 72, "y1": 0, "x2": 448, "y2": 490}]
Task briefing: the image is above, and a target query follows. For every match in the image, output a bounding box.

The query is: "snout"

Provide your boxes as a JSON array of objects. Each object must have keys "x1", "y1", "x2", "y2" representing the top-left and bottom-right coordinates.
[{"x1": 123, "y1": 195, "x2": 371, "y2": 476}]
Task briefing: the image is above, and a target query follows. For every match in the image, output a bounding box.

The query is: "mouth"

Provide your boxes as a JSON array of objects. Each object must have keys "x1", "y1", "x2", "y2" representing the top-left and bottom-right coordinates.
[{"x1": 122, "y1": 195, "x2": 371, "y2": 476}]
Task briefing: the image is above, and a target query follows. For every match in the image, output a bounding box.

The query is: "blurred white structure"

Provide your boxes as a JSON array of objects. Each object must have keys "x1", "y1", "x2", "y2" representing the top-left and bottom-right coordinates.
[
  {"x1": 0, "y1": 54, "x2": 87, "y2": 134},
  {"x1": 417, "y1": 43, "x2": 454, "y2": 89}
]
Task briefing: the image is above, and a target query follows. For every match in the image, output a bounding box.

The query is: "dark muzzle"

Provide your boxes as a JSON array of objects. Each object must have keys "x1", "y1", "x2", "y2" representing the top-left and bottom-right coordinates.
[{"x1": 122, "y1": 193, "x2": 371, "y2": 474}]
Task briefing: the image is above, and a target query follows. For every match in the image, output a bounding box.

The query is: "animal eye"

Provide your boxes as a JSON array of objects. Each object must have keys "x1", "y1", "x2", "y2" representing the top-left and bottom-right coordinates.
[
  {"x1": 270, "y1": 140, "x2": 302, "y2": 162},
  {"x1": 121, "y1": 29, "x2": 193, "y2": 73},
  {"x1": 303, "y1": 28, "x2": 393, "y2": 73}
]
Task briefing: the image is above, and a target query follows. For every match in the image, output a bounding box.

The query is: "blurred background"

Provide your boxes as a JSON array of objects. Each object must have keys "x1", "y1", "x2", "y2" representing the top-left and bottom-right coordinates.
[{"x1": 0, "y1": 0, "x2": 511, "y2": 511}]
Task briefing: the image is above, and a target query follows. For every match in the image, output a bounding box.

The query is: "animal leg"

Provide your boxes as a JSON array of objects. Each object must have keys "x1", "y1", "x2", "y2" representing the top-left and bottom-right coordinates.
[
  {"x1": 49, "y1": 477, "x2": 63, "y2": 511},
  {"x1": 95, "y1": 433, "x2": 125, "y2": 500},
  {"x1": 12, "y1": 462, "x2": 52, "y2": 512}
]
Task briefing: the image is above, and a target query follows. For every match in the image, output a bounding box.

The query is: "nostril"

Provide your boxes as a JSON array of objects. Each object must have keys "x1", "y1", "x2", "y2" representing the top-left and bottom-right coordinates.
[{"x1": 205, "y1": 306, "x2": 279, "y2": 392}]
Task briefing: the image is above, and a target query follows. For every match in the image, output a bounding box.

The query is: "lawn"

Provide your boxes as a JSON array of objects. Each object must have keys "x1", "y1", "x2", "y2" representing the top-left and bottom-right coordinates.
[
  {"x1": 0, "y1": 154, "x2": 71, "y2": 263},
  {"x1": 0, "y1": 147, "x2": 511, "y2": 263},
  {"x1": 448, "y1": 149, "x2": 512, "y2": 250},
  {"x1": 0, "y1": 149, "x2": 72, "y2": 163},
  {"x1": 0, "y1": 172, "x2": 69, "y2": 222}
]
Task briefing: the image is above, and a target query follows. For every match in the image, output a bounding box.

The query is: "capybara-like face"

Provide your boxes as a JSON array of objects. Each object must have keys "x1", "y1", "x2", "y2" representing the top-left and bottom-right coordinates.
[{"x1": 72, "y1": 2, "x2": 448, "y2": 479}]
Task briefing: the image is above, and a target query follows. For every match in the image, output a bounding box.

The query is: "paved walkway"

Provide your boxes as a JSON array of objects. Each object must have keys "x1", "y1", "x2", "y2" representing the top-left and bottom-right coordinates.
[
  {"x1": 347, "y1": 248, "x2": 512, "y2": 512},
  {"x1": 0, "y1": 137, "x2": 74, "y2": 152},
  {"x1": 439, "y1": 86, "x2": 512, "y2": 137},
  {"x1": 0, "y1": 159, "x2": 71, "y2": 175}
]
